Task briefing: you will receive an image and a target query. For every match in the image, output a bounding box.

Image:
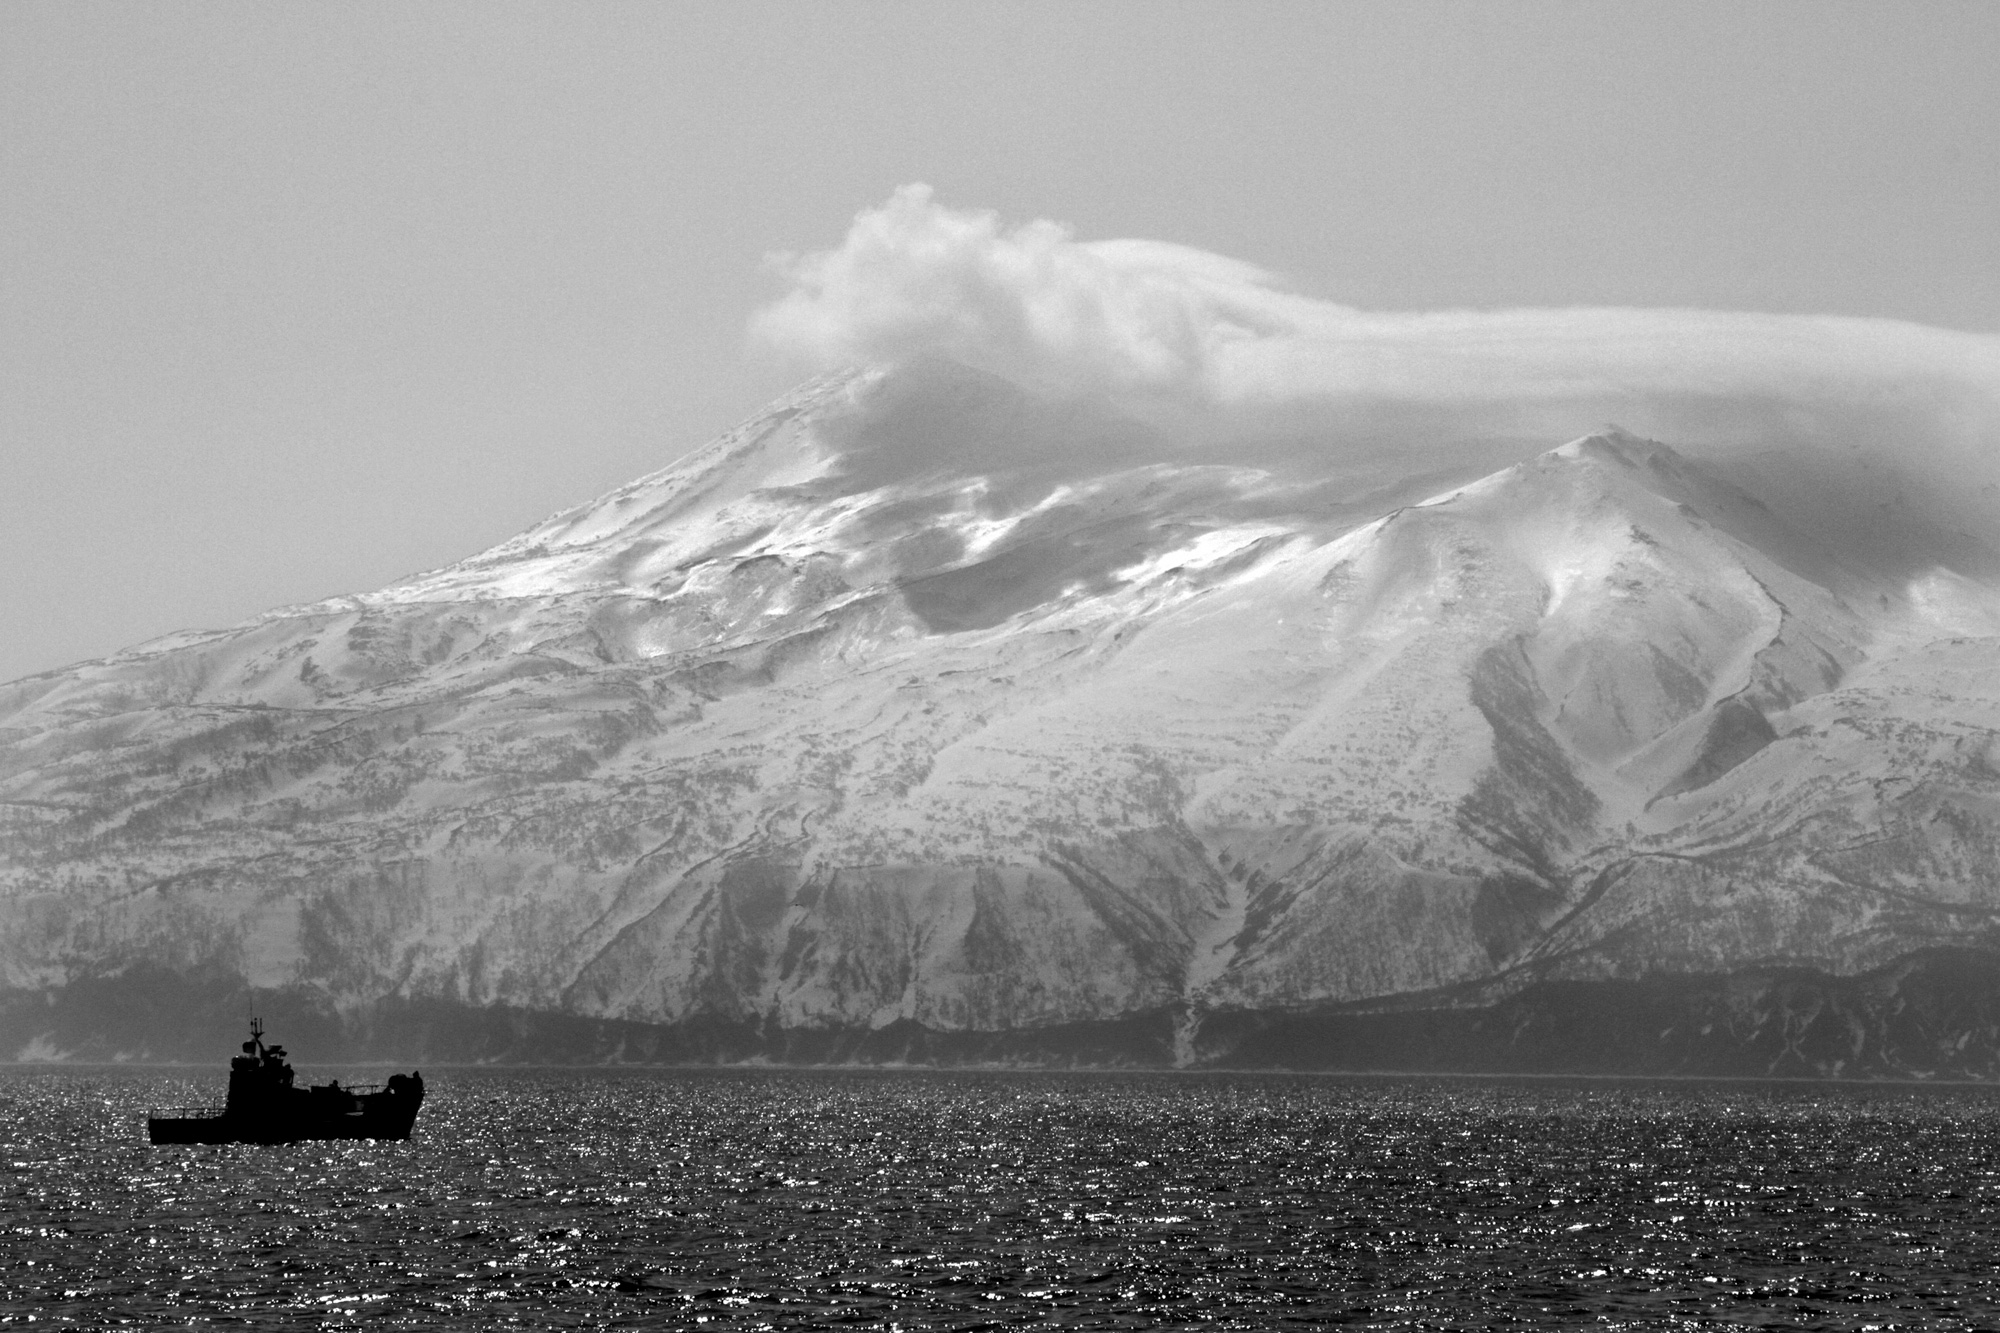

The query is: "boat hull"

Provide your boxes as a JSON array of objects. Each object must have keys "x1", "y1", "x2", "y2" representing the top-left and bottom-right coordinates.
[{"x1": 147, "y1": 1103, "x2": 422, "y2": 1145}]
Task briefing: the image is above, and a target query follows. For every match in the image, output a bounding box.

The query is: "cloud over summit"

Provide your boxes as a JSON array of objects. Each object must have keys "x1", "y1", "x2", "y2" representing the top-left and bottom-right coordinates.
[
  {"x1": 756, "y1": 188, "x2": 2000, "y2": 567},
  {"x1": 757, "y1": 186, "x2": 1998, "y2": 413}
]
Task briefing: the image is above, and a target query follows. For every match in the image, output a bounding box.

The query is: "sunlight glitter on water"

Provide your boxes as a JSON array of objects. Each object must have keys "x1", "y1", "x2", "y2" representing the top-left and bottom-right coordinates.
[{"x1": 3, "y1": 1069, "x2": 2000, "y2": 1328}]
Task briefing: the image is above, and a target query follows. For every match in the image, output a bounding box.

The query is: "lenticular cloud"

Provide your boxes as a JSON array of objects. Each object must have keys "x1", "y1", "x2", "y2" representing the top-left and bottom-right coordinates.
[
  {"x1": 755, "y1": 185, "x2": 2000, "y2": 558},
  {"x1": 755, "y1": 184, "x2": 1998, "y2": 414}
]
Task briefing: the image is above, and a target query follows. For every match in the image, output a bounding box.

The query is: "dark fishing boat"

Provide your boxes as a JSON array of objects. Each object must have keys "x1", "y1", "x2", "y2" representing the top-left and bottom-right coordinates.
[{"x1": 147, "y1": 1019, "x2": 424, "y2": 1145}]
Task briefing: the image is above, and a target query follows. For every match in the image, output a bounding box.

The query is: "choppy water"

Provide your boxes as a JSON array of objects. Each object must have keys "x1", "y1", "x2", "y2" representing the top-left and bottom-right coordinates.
[{"x1": 4, "y1": 1068, "x2": 2000, "y2": 1329}]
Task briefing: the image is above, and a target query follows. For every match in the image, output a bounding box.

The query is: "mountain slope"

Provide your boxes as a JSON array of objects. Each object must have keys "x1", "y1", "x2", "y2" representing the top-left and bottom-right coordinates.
[{"x1": 7, "y1": 361, "x2": 2000, "y2": 1074}]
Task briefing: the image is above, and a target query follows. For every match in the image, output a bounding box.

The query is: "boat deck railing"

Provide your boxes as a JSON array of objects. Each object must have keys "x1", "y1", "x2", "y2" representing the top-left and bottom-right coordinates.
[{"x1": 148, "y1": 1106, "x2": 227, "y2": 1120}]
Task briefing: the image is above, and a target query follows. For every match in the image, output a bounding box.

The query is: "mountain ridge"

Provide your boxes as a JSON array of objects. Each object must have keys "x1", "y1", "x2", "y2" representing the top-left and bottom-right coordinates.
[{"x1": 7, "y1": 362, "x2": 2000, "y2": 1075}]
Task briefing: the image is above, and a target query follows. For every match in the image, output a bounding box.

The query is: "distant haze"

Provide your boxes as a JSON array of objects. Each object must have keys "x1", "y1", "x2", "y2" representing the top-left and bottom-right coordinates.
[{"x1": 5, "y1": 1, "x2": 1998, "y2": 685}]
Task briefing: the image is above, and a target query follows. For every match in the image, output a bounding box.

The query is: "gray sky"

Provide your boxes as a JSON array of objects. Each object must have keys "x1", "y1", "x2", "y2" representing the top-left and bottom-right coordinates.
[{"x1": 5, "y1": 1, "x2": 1997, "y2": 685}]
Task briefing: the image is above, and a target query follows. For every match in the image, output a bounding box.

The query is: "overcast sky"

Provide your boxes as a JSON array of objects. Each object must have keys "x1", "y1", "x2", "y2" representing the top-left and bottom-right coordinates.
[{"x1": 4, "y1": 1, "x2": 1998, "y2": 685}]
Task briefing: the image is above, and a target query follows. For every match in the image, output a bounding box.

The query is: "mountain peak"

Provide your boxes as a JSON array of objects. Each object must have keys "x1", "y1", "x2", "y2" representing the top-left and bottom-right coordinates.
[{"x1": 1551, "y1": 425, "x2": 1670, "y2": 465}]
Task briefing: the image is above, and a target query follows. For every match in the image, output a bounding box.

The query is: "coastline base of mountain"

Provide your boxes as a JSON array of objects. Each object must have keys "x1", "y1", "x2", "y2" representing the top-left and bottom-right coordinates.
[{"x1": 7, "y1": 948, "x2": 2000, "y2": 1079}]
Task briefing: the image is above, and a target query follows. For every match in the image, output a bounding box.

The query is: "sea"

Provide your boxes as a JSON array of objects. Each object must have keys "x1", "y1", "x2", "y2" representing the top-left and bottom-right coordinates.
[{"x1": 3, "y1": 1067, "x2": 1999, "y2": 1330}]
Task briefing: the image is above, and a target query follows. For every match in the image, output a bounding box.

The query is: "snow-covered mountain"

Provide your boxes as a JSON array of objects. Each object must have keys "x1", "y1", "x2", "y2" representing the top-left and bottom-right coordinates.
[{"x1": 8, "y1": 358, "x2": 2000, "y2": 1074}]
